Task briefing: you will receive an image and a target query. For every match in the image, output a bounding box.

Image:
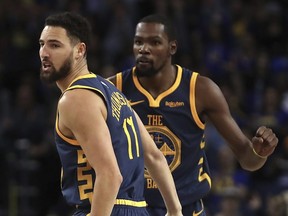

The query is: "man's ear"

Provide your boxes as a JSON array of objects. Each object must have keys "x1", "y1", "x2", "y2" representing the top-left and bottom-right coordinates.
[
  {"x1": 76, "y1": 42, "x2": 86, "y2": 58},
  {"x1": 170, "y1": 40, "x2": 177, "y2": 55}
]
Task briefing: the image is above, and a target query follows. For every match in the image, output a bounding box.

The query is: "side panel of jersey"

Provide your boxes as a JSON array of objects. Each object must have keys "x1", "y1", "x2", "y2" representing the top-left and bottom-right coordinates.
[
  {"x1": 116, "y1": 66, "x2": 211, "y2": 207},
  {"x1": 55, "y1": 74, "x2": 146, "y2": 208}
]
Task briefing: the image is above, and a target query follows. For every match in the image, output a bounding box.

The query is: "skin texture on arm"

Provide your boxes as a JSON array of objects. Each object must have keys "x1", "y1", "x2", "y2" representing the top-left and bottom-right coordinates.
[
  {"x1": 134, "y1": 111, "x2": 183, "y2": 216},
  {"x1": 58, "y1": 88, "x2": 123, "y2": 216},
  {"x1": 196, "y1": 75, "x2": 278, "y2": 171}
]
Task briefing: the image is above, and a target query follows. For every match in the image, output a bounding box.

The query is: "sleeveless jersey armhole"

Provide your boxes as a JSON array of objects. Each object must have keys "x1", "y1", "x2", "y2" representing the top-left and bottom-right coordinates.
[
  {"x1": 190, "y1": 73, "x2": 205, "y2": 130},
  {"x1": 116, "y1": 73, "x2": 123, "y2": 91},
  {"x1": 55, "y1": 111, "x2": 79, "y2": 146}
]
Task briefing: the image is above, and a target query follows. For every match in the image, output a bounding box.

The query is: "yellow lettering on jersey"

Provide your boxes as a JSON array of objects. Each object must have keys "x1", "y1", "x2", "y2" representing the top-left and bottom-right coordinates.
[
  {"x1": 146, "y1": 178, "x2": 158, "y2": 189},
  {"x1": 111, "y1": 92, "x2": 127, "y2": 121},
  {"x1": 198, "y1": 157, "x2": 212, "y2": 188},
  {"x1": 77, "y1": 150, "x2": 93, "y2": 203},
  {"x1": 78, "y1": 166, "x2": 93, "y2": 203},
  {"x1": 147, "y1": 115, "x2": 163, "y2": 126},
  {"x1": 200, "y1": 135, "x2": 205, "y2": 149},
  {"x1": 165, "y1": 101, "x2": 184, "y2": 107}
]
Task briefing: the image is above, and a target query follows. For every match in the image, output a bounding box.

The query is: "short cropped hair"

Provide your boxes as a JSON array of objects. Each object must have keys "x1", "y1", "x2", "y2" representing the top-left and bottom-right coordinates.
[
  {"x1": 138, "y1": 14, "x2": 176, "y2": 41},
  {"x1": 45, "y1": 12, "x2": 91, "y2": 54}
]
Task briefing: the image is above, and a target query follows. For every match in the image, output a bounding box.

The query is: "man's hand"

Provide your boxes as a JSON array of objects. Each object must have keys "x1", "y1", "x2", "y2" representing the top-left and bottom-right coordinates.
[{"x1": 252, "y1": 126, "x2": 278, "y2": 158}]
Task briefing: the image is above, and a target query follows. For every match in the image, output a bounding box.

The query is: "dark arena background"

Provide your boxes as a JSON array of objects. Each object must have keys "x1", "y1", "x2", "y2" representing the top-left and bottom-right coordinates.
[{"x1": 0, "y1": 0, "x2": 287, "y2": 215}]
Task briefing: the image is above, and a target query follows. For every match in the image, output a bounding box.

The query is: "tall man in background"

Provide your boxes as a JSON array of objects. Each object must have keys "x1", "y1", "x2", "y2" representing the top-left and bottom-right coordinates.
[{"x1": 108, "y1": 14, "x2": 278, "y2": 216}]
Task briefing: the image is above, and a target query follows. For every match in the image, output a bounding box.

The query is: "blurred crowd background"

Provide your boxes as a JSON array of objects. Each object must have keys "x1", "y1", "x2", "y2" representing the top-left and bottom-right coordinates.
[{"x1": 0, "y1": 0, "x2": 288, "y2": 215}]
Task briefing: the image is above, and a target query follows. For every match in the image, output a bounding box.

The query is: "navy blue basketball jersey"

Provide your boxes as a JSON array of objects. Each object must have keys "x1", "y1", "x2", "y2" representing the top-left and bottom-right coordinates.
[
  {"x1": 115, "y1": 65, "x2": 211, "y2": 207},
  {"x1": 55, "y1": 73, "x2": 147, "y2": 210}
]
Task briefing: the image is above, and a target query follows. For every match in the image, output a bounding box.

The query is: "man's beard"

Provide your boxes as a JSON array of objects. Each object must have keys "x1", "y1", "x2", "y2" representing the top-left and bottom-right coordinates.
[
  {"x1": 135, "y1": 60, "x2": 159, "y2": 77},
  {"x1": 135, "y1": 66, "x2": 157, "y2": 77},
  {"x1": 40, "y1": 55, "x2": 72, "y2": 84}
]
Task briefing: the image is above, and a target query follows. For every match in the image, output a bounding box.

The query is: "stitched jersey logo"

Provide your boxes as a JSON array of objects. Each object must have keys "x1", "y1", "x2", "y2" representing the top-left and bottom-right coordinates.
[
  {"x1": 144, "y1": 126, "x2": 181, "y2": 179},
  {"x1": 165, "y1": 101, "x2": 185, "y2": 107},
  {"x1": 129, "y1": 100, "x2": 145, "y2": 106}
]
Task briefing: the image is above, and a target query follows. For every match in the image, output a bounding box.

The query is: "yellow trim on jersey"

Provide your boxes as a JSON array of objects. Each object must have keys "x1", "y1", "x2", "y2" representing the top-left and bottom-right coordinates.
[
  {"x1": 66, "y1": 73, "x2": 97, "y2": 89},
  {"x1": 55, "y1": 74, "x2": 106, "y2": 147},
  {"x1": 193, "y1": 199, "x2": 204, "y2": 216},
  {"x1": 115, "y1": 199, "x2": 147, "y2": 207},
  {"x1": 132, "y1": 65, "x2": 182, "y2": 107},
  {"x1": 65, "y1": 85, "x2": 107, "y2": 102},
  {"x1": 55, "y1": 113, "x2": 79, "y2": 146},
  {"x1": 116, "y1": 73, "x2": 123, "y2": 91},
  {"x1": 190, "y1": 73, "x2": 205, "y2": 130},
  {"x1": 84, "y1": 199, "x2": 146, "y2": 215}
]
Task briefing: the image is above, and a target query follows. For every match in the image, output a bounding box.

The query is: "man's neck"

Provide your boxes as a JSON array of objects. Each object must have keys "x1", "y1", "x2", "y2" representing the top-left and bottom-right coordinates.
[
  {"x1": 57, "y1": 62, "x2": 89, "y2": 92},
  {"x1": 138, "y1": 64, "x2": 177, "y2": 98}
]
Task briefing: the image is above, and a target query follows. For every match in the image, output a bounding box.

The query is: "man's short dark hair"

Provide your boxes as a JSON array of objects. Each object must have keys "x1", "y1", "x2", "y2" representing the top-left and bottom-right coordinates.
[
  {"x1": 45, "y1": 12, "x2": 91, "y2": 53},
  {"x1": 139, "y1": 14, "x2": 176, "y2": 41}
]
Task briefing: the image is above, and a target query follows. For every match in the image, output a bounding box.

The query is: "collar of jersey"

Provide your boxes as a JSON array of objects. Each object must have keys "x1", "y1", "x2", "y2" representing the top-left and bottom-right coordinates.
[
  {"x1": 132, "y1": 65, "x2": 182, "y2": 107},
  {"x1": 66, "y1": 73, "x2": 97, "y2": 90}
]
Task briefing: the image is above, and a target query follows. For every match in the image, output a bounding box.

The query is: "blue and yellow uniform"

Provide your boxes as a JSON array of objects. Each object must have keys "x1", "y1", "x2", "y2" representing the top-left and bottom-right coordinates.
[
  {"x1": 115, "y1": 65, "x2": 211, "y2": 216},
  {"x1": 55, "y1": 73, "x2": 148, "y2": 216}
]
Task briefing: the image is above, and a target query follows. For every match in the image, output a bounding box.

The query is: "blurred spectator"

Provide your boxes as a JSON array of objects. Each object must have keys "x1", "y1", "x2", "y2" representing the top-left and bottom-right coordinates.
[
  {"x1": 206, "y1": 145, "x2": 251, "y2": 215},
  {"x1": 266, "y1": 190, "x2": 288, "y2": 216},
  {"x1": 214, "y1": 186, "x2": 245, "y2": 216},
  {"x1": 0, "y1": 78, "x2": 61, "y2": 215},
  {"x1": 101, "y1": 1, "x2": 135, "y2": 69}
]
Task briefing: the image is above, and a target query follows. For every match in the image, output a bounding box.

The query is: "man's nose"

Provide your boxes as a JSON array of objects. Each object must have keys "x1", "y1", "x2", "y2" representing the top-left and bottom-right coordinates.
[
  {"x1": 39, "y1": 45, "x2": 49, "y2": 58},
  {"x1": 139, "y1": 44, "x2": 149, "y2": 53}
]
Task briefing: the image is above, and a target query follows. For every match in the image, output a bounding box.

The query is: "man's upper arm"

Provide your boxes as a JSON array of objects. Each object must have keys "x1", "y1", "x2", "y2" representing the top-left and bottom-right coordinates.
[
  {"x1": 196, "y1": 76, "x2": 248, "y2": 151},
  {"x1": 59, "y1": 89, "x2": 119, "y2": 172}
]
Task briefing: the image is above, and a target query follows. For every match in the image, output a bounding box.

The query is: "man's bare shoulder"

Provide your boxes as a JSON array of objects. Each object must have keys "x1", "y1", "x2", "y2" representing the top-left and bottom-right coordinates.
[
  {"x1": 60, "y1": 88, "x2": 103, "y2": 109},
  {"x1": 196, "y1": 74, "x2": 220, "y2": 93},
  {"x1": 195, "y1": 74, "x2": 227, "y2": 114}
]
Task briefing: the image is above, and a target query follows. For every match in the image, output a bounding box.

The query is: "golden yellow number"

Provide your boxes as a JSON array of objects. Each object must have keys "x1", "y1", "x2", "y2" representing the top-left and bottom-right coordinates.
[
  {"x1": 198, "y1": 157, "x2": 211, "y2": 187},
  {"x1": 77, "y1": 150, "x2": 93, "y2": 202},
  {"x1": 123, "y1": 116, "x2": 140, "y2": 159}
]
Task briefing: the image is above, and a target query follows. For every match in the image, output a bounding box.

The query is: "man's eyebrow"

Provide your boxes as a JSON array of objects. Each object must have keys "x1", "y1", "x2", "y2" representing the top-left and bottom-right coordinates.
[
  {"x1": 39, "y1": 39, "x2": 62, "y2": 43},
  {"x1": 134, "y1": 35, "x2": 162, "y2": 40}
]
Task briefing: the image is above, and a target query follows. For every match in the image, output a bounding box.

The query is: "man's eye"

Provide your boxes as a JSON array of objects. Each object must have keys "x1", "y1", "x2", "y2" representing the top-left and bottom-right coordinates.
[
  {"x1": 153, "y1": 41, "x2": 161, "y2": 45},
  {"x1": 134, "y1": 40, "x2": 142, "y2": 45}
]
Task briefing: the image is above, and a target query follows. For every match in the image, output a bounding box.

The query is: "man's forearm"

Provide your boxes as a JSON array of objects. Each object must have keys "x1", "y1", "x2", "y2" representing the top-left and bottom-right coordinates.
[
  {"x1": 90, "y1": 176, "x2": 122, "y2": 216},
  {"x1": 146, "y1": 153, "x2": 182, "y2": 214}
]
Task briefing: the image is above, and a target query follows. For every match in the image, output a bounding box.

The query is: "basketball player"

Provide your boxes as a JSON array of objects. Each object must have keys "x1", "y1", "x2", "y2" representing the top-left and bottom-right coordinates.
[
  {"x1": 108, "y1": 14, "x2": 278, "y2": 216},
  {"x1": 39, "y1": 12, "x2": 182, "y2": 216}
]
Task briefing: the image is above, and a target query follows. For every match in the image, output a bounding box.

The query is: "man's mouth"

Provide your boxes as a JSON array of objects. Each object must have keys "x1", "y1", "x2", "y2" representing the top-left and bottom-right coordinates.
[
  {"x1": 42, "y1": 62, "x2": 52, "y2": 71},
  {"x1": 136, "y1": 57, "x2": 152, "y2": 65}
]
